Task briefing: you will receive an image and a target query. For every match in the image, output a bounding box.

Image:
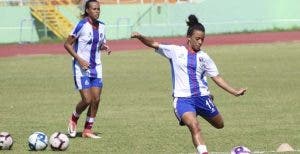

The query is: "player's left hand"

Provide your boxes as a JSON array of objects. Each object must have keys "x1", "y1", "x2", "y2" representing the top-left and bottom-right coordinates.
[
  {"x1": 101, "y1": 44, "x2": 111, "y2": 55},
  {"x1": 235, "y1": 88, "x2": 247, "y2": 96}
]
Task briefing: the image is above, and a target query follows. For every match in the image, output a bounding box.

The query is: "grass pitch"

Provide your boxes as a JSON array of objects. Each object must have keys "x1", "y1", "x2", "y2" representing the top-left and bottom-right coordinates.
[{"x1": 0, "y1": 42, "x2": 299, "y2": 153}]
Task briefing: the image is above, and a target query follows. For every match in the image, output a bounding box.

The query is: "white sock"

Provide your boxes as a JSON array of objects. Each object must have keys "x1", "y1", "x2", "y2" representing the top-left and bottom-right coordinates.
[
  {"x1": 73, "y1": 111, "x2": 80, "y2": 117},
  {"x1": 197, "y1": 144, "x2": 208, "y2": 154},
  {"x1": 86, "y1": 117, "x2": 95, "y2": 123},
  {"x1": 73, "y1": 111, "x2": 80, "y2": 118}
]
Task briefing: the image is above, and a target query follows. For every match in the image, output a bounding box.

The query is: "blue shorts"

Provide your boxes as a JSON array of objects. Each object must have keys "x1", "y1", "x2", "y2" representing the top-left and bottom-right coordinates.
[
  {"x1": 74, "y1": 76, "x2": 103, "y2": 90},
  {"x1": 173, "y1": 96, "x2": 219, "y2": 125}
]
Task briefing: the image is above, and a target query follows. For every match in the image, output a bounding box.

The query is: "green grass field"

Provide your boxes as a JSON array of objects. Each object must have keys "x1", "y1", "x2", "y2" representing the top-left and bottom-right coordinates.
[{"x1": 0, "y1": 42, "x2": 300, "y2": 153}]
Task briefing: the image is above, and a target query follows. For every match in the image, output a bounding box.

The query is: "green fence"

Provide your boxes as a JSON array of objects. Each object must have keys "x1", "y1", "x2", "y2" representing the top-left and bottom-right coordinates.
[
  {"x1": 97, "y1": 0, "x2": 300, "y2": 39},
  {"x1": 0, "y1": 0, "x2": 300, "y2": 43},
  {"x1": 0, "y1": 6, "x2": 39, "y2": 44}
]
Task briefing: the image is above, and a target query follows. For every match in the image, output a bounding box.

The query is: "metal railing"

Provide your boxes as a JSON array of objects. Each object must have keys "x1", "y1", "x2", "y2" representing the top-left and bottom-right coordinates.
[
  {"x1": 19, "y1": 18, "x2": 36, "y2": 43},
  {"x1": 0, "y1": 0, "x2": 79, "y2": 6}
]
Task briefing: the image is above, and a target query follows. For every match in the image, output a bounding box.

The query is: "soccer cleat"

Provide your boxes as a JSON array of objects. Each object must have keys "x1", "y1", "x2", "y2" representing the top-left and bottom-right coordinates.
[
  {"x1": 82, "y1": 129, "x2": 101, "y2": 139},
  {"x1": 67, "y1": 119, "x2": 77, "y2": 138}
]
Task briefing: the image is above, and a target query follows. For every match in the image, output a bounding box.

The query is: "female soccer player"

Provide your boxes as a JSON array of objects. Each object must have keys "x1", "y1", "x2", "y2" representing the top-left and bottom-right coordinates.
[
  {"x1": 64, "y1": 0, "x2": 110, "y2": 139},
  {"x1": 131, "y1": 15, "x2": 246, "y2": 154}
]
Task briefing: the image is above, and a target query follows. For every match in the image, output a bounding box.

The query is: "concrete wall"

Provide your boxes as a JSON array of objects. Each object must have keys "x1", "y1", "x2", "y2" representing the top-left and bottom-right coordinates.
[
  {"x1": 0, "y1": 6, "x2": 39, "y2": 44},
  {"x1": 95, "y1": 0, "x2": 300, "y2": 39},
  {"x1": 0, "y1": 0, "x2": 299, "y2": 43}
]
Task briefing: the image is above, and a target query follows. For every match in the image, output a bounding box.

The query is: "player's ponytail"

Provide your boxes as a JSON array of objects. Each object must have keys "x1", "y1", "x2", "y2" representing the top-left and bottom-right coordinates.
[{"x1": 186, "y1": 14, "x2": 205, "y2": 36}]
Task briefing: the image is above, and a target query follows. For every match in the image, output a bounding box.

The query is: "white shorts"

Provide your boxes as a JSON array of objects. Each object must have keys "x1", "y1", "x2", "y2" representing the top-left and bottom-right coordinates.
[
  {"x1": 72, "y1": 61, "x2": 103, "y2": 78},
  {"x1": 72, "y1": 61, "x2": 103, "y2": 90}
]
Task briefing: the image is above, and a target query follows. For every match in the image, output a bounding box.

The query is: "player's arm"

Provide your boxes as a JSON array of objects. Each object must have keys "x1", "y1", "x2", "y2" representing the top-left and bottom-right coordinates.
[
  {"x1": 211, "y1": 75, "x2": 246, "y2": 97},
  {"x1": 64, "y1": 35, "x2": 90, "y2": 70},
  {"x1": 131, "y1": 32, "x2": 159, "y2": 49},
  {"x1": 100, "y1": 44, "x2": 111, "y2": 55},
  {"x1": 100, "y1": 33, "x2": 111, "y2": 55}
]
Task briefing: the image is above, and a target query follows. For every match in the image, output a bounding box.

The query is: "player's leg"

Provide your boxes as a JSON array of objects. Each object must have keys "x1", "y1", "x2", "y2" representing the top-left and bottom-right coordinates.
[
  {"x1": 68, "y1": 76, "x2": 93, "y2": 137},
  {"x1": 174, "y1": 97, "x2": 208, "y2": 154},
  {"x1": 87, "y1": 87, "x2": 102, "y2": 117},
  {"x1": 87, "y1": 78, "x2": 103, "y2": 118},
  {"x1": 68, "y1": 89, "x2": 93, "y2": 137},
  {"x1": 82, "y1": 78, "x2": 102, "y2": 139},
  {"x1": 84, "y1": 87, "x2": 101, "y2": 130},
  {"x1": 72, "y1": 76, "x2": 94, "y2": 118},
  {"x1": 76, "y1": 89, "x2": 94, "y2": 114},
  {"x1": 181, "y1": 112, "x2": 206, "y2": 146},
  {"x1": 204, "y1": 113, "x2": 224, "y2": 129},
  {"x1": 198, "y1": 96, "x2": 224, "y2": 129},
  {"x1": 194, "y1": 95, "x2": 222, "y2": 154}
]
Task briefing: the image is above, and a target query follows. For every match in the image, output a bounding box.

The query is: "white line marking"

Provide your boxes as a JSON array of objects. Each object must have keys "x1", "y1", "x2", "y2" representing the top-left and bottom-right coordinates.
[{"x1": 208, "y1": 150, "x2": 300, "y2": 154}]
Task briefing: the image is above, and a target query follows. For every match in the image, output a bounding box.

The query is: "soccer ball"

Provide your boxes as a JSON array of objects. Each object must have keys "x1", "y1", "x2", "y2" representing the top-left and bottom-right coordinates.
[
  {"x1": 49, "y1": 132, "x2": 69, "y2": 151},
  {"x1": 28, "y1": 132, "x2": 48, "y2": 151},
  {"x1": 231, "y1": 146, "x2": 251, "y2": 154},
  {"x1": 0, "y1": 132, "x2": 13, "y2": 150}
]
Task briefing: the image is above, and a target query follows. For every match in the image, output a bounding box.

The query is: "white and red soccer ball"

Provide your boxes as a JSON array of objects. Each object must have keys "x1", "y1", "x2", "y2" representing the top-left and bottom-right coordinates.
[
  {"x1": 231, "y1": 146, "x2": 251, "y2": 154},
  {"x1": 0, "y1": 132, "x2": 13, "y2": 150},
  {"x1": 49, "y1": 132, "x2": 69, "y2": 151}
]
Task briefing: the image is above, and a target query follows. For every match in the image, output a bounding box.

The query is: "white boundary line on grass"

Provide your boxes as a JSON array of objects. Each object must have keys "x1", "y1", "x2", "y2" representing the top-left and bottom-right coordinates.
[
  {"x1": 252, "y1": 150, "x2": 300, "y2": 153},
  {"x1": 207, "y1": 149, "x2": 300, "y2": 154}
]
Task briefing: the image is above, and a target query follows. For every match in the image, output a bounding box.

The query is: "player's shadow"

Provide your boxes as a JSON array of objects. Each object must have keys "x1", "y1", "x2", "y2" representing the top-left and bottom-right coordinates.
[{"x1": 67, "y1": 132, "x2": 102, "y2": 138}]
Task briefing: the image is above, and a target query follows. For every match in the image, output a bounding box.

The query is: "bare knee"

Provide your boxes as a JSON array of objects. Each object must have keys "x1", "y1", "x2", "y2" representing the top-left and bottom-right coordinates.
[
  {"x1": 214, "y1": 116, "x2": 224, "y2": 129},
  {"x1": 215, "y1": 121, "x2": 224, "y2": 129},
  {"x1": 187, "y1": 121, "x2": 201, "y2": 134},
  {"x1": 91, "y1": 96, "x2": 100, "y2": 105},
  {"x1": 82, "y1": 97, "x2": 93, "y2": 105},
  {"x1": 94, "y1": 97, "x2": 100, "y2": 104}
]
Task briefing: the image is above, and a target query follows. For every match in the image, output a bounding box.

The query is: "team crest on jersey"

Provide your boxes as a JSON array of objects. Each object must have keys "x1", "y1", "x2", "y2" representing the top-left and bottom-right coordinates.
[
  {"x1": 199, "y1": 57, "x2": 204, "y2": 62},
  {"x1": 87, "y1": 32, "x2": 93, "y2": 44},
  {"x1": 85, "y1": 80, "x2": 89, "y2": 85},
  {"x1": 87, "y1": 39, "x2": 92, "y2": 44}
]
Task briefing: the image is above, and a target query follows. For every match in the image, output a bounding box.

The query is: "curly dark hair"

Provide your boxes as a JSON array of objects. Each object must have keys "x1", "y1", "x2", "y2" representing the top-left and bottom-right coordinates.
[{"x1": 186, "y1": 14, "x2": 205, "y2": 36}]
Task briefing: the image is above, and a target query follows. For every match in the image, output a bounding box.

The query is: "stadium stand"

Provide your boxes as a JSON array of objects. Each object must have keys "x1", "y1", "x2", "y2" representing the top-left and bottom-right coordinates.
[
  {"x1": 0, "y1": 0, "x2": 180, "y2": 6},
  {"x1": 98, "y1": 0, "x2": 178, "y2": 4},
  {"x1": 29, "y1": 0, "x2": 74, "y2": 39},
  {"x1": 1, "y1": 0, "x2": 299, "y2": 43},
  {"x1": 0, "y1": 0, "x2": 77, "y2": 6}
]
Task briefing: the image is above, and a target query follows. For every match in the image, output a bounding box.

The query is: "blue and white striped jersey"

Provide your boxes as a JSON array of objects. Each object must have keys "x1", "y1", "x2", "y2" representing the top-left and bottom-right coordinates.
[
  {"x1": 156, "y1": 44, "x2": 219, "y2": 97},
  {"x1": 70, "y1": 17, "x2": 106, "y2": 78}
]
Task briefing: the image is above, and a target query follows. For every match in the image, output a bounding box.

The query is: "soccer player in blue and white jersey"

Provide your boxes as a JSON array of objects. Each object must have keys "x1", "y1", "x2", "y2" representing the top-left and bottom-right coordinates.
[
  {"x1": 131, "y1": 15, "x2": 246, "y2": 154},
  {"x1": 64, "y1": 0, "x2": 110, "y2": 139}
]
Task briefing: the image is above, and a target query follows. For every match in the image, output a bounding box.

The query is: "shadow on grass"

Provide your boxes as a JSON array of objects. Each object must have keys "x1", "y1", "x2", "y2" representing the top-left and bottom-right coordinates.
[{"x1": 67, "y1": 131, "x2": 103, "y2": 138}]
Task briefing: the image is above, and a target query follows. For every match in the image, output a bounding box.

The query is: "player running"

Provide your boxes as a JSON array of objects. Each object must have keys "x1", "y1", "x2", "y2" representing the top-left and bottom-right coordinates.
[
  {"x1": 64, "y1": 0, "x2": 110, "y2": 139},
  {"x1": 131, "y1": 14, "x2": 246, "y2": 154}
]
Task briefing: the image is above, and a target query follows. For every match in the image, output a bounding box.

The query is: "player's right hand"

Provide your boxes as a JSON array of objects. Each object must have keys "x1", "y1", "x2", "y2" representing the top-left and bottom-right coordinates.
[
  {"x1": 78, "y1": 58, "x2": 90, "y2": 71},
  {"x1": 131, "y1": 32, "x2": 141, "y2": 38}
]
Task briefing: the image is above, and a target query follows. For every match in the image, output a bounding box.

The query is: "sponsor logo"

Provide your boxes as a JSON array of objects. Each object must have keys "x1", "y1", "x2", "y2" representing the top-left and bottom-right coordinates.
[{"x1": 85, "y1": 80, "x2": 89, "y2": 85}]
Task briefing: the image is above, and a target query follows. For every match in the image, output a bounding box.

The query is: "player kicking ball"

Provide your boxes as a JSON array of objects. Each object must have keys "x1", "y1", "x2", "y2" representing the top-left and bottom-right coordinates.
[{"x1": 131, "y1": 14, "x2": 246, "y2": 154}]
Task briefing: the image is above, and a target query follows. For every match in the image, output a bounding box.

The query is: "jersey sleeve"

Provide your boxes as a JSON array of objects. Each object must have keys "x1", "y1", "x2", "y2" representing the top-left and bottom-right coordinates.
[
  {"x1": 70, "y1": 20, "x2": 85, "y2": 38},
  {"x1": 204, "y1": 54, "x2": 219, "y2": 77},
  {"x1": 103, "y1": 34, "x2": 107, "y2": 44},
  {"x1": 100, "y1": 22, "x2": 106, "y2": 44},
  {"x1": 155, "y1": 44, "x2": 176, "y2": 59}
]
